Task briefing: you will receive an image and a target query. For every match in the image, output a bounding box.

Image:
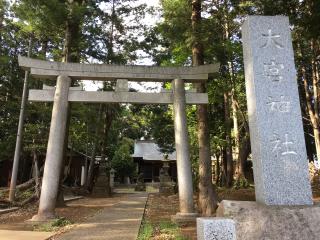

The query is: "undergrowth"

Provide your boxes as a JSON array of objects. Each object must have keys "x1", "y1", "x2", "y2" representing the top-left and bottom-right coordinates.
[
  {"x1": 138, "y1": 221, "x2": 190, "y2": 240},
  {"x1": 33, "y1": 217, "x2": 73, "y2": 232}
]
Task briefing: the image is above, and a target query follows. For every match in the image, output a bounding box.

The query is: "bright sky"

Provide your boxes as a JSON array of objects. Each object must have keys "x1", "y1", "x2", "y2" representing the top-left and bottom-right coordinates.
[{"x1": 83, "y1": 0, "x2": 161, "y2": 92}]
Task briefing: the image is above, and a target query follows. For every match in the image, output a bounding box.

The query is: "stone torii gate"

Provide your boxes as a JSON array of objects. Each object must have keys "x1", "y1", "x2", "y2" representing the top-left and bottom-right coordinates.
[{"x1": 17, "y1": 56, "x2": 219, "y2": 221}]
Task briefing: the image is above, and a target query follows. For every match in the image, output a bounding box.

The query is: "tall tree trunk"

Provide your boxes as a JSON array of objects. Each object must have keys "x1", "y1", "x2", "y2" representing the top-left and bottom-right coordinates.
[
  {"x1": 219, "y1": 6, "x2": 234, "y2": 188},
  {"x1": 215, "y1": 152, "x2": 221, "y2": 185},
  {"x1": 302, "y1": 64, "x2": 320, "y2": 161},
  {"x1": 220, "y1": 148, "x2": 227, "y2": 187},
  {"x1": 56, "y1": 0, "x2": 85, "y2": 205},
  {"x1": 224, "y1": 91, "x2": 233, "y2": 187},
  {"x1": 62, "y1": 0, "x2": 84, "y2": 63},
  {"x1": 310, "y1": 40, "x2": 320, "y2": 161},
  {"x1": 9, "y1": 36, "x2": 32, "y2": 201},
  {"x1": 237, "y1": 135, "x2": 250, "y2": 178},
  {"x1": 86, "y1": 104, "x2": 102, "y2": 191},
  {"x1": 235, "y1": 98, "x2": 251, "y2": 179},
  {"x1": 294, "y1": 35, "x2": 320, "y2": 164},
  {"x1": 0, "y1": 0, "x2": 5, "y2": 39},
  {"x1": 231, "y1": 91, "x2": 239, "y2": 162},
  {"x1": 33, "y1": 150, "x2": 40, "y2": 198},
  {"x1": 98, "y1": 105, "x2": 114, "y2": 196},
  {"x1": 107, "y1": 0, "x2": 115, "y2": 64},
  {"x1": 191, "y1": 0, "x2": 218, "y2": 216},
  {"x1": 227, "y1": 46, "x2": 239, "y2": 163},
  {"x1": 83, "y1": 123, "x2": 89, "y2": 185}
]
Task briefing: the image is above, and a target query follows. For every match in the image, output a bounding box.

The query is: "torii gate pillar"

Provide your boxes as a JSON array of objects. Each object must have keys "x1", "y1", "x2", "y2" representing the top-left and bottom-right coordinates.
[
  {"x1": 172, "y1": 78, "x2": 198, "y2": 220},
  {"x1": 31, "y1": 75, "x2": 71, "y2": 221}
]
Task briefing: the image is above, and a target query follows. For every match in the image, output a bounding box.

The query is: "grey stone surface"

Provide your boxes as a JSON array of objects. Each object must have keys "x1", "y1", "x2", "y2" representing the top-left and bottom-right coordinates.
[
  {"x1": 197, "y1": 218, "x2": 236, "y2": 240},
  {"x1": 92, "y1": 161, "x2": 111, "y2": 195},
  {"x1": 28, "y1": 89, "x2": 209, "y2": 104},
  {"x1": 171, "y1": 212, "x2": 199, "y2": 225},
  {"x1": 159, "y1": 162, "x2": 175, "y2": 194},
  {"x1": 115, "y1": 79, "x2": 128, "y2": 92},
  {"x1": 19, "y1": 56, "x2": 219, "y2": 82},
  {"x1": 134, "y1": 173, "x2": 146, "y2": 191},
  {"x1": 31, "y1": 75, "x2": 72, "y2": 221},
  {"x1": 43, "y1": 84, "x2": 82, "y2": 91},
  {"x1": 242, "y1": 16, "x2": 312, "y2": 205},
  {"x1": 173, "y1": 78, "x2": 195, "y2": 215},
  {"x1": 217, "y1": 200, "x2": 320, "y2": 240}
]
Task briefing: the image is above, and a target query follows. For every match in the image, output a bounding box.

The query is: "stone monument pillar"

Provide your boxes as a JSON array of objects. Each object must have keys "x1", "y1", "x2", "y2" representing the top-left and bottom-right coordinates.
[
  {"x1": 172, "y1": 78, "x2": 197, "y2": 219},
  {"x1": 31, "y1": 75, "x2": 72, "y2": 221},
  {"x1": 242, "y1": 16, "x2": 312, "y2": 205}
]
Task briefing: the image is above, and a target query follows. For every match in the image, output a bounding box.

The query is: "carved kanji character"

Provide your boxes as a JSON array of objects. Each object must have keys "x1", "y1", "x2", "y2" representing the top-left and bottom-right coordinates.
[
  {"x1": 260, "y1": 29, "x2": 284, "y2": 49},
  {"x1": 264, "y1": 59, "x2": 284, "y2": 82}
]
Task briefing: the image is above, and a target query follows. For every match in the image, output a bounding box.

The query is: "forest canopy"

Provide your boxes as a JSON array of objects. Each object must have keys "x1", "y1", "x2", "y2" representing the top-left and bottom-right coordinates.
[{"x1": 0, "y1": 0, "x2": 319, "y2": 196}]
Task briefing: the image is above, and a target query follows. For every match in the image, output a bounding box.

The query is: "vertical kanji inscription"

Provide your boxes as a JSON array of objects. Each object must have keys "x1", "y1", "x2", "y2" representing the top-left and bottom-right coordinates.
[{"x1": 242, "y1": 16, "x2": 312, "y2": 205}]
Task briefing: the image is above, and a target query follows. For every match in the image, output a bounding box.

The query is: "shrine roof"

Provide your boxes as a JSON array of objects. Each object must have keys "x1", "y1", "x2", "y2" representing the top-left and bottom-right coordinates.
[{"x1": 132, "y1": 140, "x2": 176, "y2": 161}]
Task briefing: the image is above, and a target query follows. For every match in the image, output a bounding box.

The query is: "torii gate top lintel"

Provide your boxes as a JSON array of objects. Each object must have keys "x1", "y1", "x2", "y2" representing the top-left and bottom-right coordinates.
[{"x1": 18, "y1": 56, "x2": 219, "y2": 82}]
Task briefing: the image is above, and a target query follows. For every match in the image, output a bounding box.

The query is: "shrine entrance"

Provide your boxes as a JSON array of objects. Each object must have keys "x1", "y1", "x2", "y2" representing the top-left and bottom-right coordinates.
[{"x1": 16, "y1": 56, "x2": 219, "y2": 221}]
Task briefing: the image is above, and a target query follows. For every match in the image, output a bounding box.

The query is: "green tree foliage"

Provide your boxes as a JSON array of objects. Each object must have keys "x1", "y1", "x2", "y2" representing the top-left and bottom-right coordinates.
[
  {"x1": 0, "y1": 0, "x2": 149, "y2": 186},
  {"x1": 1, "y1": 0, "x2": 319, "y2": 192},
  {"x1": 111, "y1": 137, "x2": 136, "y2": 180},
  {"x1": 148, "y1": 105, "x2": 175, "y2": 154},
  {"x1": 148, "y1": 0, "x2": 320, "y2": 188},
  {"x1": 0, "y1": 3, "x2": 29, "y2": 162}
]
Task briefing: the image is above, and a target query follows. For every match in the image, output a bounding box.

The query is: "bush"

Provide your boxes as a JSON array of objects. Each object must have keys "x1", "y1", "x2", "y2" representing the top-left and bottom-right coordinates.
[
  {"x1": 34, "y1": 217, "x2": 73, "y2": 232},
  {"x1": 137, "y1": 221, "x2": 190, "y2": 240},
  {"x1": 233, "y1": 176, "x2": 250, "y2": 189},
  {"x1": 111, "y1": 138, "x2": 136, "y2": 181}
]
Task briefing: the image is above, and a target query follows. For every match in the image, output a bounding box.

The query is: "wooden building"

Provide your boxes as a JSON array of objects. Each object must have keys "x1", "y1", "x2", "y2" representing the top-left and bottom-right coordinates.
[{"x1": 132, "y1": 140, "x2": 177, "y2": 182}]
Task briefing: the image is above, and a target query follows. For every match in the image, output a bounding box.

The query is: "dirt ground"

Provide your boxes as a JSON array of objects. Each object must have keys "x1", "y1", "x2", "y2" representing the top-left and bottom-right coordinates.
[
  {"x1": 0, "y1": 187, "x2": 256, "y2": 239},
  {"x1": 144, "y1": 188, "x2": 257, "y2": 240},
  {"x1": 144, "y1": 186, "x2": 320, "y2": 240},
  {"x1": 143, "y1": 193, "x2": 196, "y2": 239},
  {"x1": 0, "y1": 193, "x2": 125, "y2": 232},
  {"x1": 0, "y1": 186, "x2": 320, "y2": 239}
]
